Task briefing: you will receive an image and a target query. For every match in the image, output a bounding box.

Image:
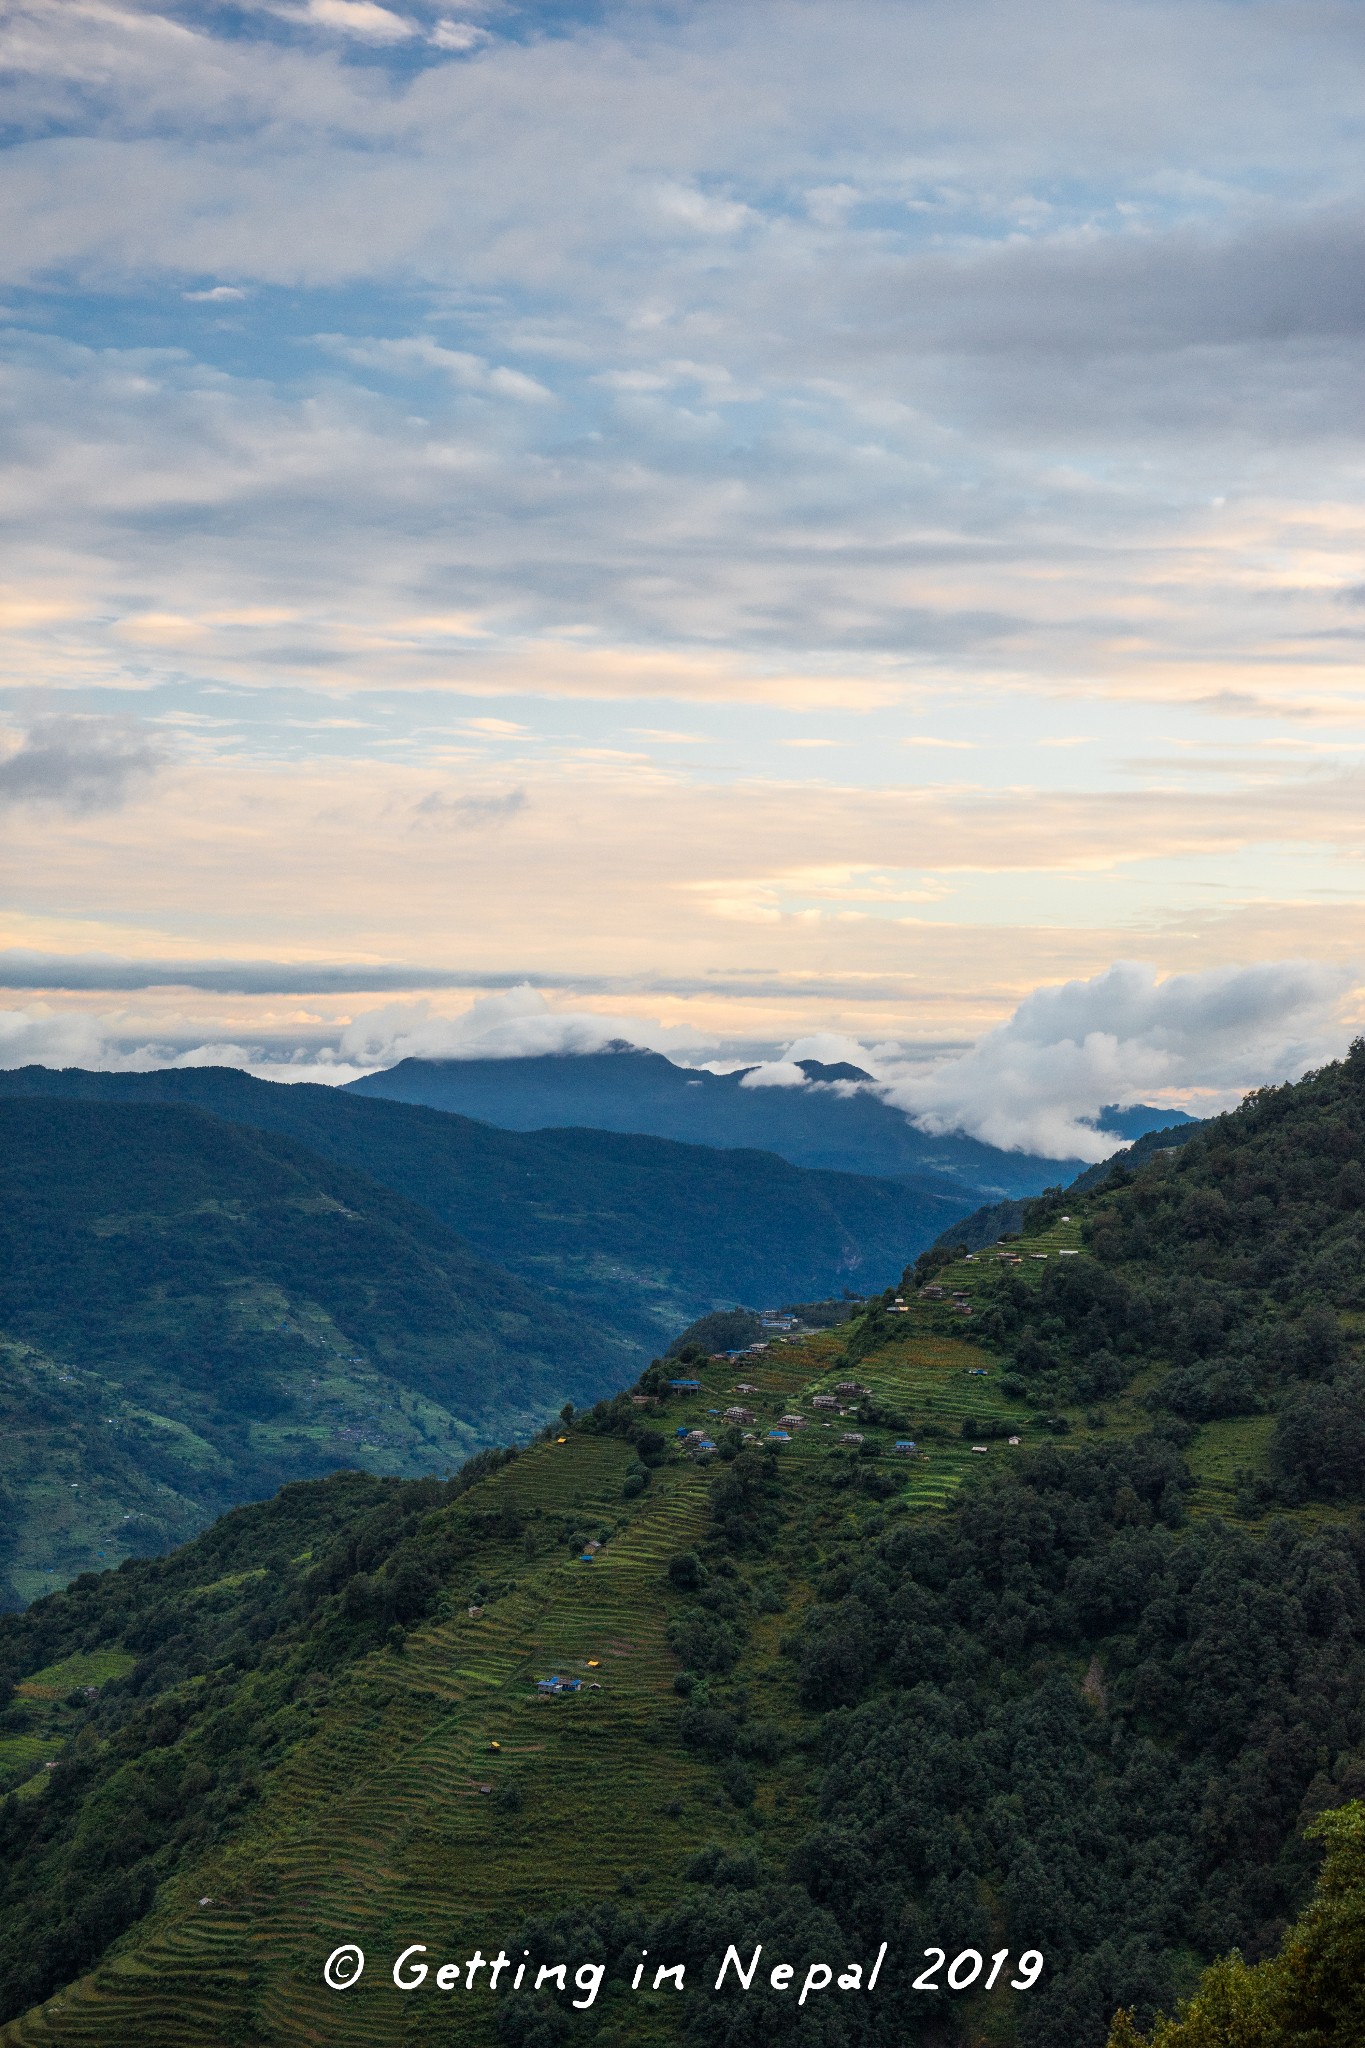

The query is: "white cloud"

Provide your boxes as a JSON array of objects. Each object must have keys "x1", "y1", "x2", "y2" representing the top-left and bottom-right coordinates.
[
  {"x1": 880, "y1": 959, "x2": 1359, "y2": 1159},
  {"x1": 335, "y1": 986, "x2": 710, "y2": 1065},
  {"x1": 429, "y1": 20, "x2": 487, "y2": 53},
  {"x1": 737, "y1": 1059, "x2": 809, "y2": 1088},
  {"x1": 304, "y1": 0, "x2": 414, "y2": 42},
  {"x1": 0, "y1": 1004, "x2": 116, "y2": 1069},
  {"x1": 0, "y1": 1004, "x2": 375, "y2": 1081},
  {"x1": 317, "y1": 335, "x2": 553, "y2": 403},
  {"x1": 780, "y1": 1031, "x2": 881, "y2": 1074},
  {"x1": 3, "y1": 965, "x2": 1360, "y2": 1150}
]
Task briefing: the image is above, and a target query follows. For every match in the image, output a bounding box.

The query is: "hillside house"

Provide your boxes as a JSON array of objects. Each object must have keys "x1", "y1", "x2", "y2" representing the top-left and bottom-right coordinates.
[
  {"x1": 767, "y1": 1429, "x2": 791, "y2": 1441},
  {"x1": 811, "y1": 1395, "x2": 838, "y2": 1409},
  {"x1": 835, "y1": 1380, "x2": 866, "y2": 1395},
  {"x1": 537, "y1": 1675, "x2": 582, "y2": 1695},
  {"x1": 842, "y1": 1432, "x2": 865, "y2": 1444},
  {"x1": 723, "y1": 1406, "x2": 756, "y2": 1422},
  {"x1": 669, "y1": 1377, "x2": 702, "y2": 1390},
  {"x1": 892, "y1": 1440, "x2": 917, "y2": 1454},
  {"x1": 684, "y1": 1429, "x2": 708, "y2": 1444},
  {"x1": 735, "y1": 1382, "x2": 760, "y2": 1393},
  {"x1": 778, "y1": 1413, "x2": 806, "y2": 1428}
]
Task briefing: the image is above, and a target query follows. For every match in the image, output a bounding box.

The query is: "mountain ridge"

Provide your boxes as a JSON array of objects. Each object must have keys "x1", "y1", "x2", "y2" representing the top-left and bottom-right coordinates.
[
  {"x1": 344, "y1": 1044, "x2": 1094, "y2": 1195},
  {"x1": 3, "y1": 1048, "x2": 1365, "y2": 2046},
  {"x1": 0, "y1": 1065, "x2": 976, "y2": 1344},
  {"x1": 0, "y1": 1097, "x2": 632, "y2": 1604}
]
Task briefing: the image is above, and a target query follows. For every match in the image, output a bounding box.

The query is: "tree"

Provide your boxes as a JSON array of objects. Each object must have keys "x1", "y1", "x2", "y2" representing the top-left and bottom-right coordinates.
[{"x1": 1107, "y1": 1801, "x2": 1365, "y2": 2047}]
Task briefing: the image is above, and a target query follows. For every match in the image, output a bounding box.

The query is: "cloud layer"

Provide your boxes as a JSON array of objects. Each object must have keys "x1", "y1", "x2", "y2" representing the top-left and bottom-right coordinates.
[
  {"x1": 4, "y1": 962, "x2": 1359, "y2": 1167},
  {"x1": 880, "y1": 961, "x2": 1359, "y2": 1158},
  {"x1": 3, "y1": 1, "x2": 1365, "y2": 1088},
  {"x1": 335, "y1": 986, "x2": 708, "y2": 1065}
]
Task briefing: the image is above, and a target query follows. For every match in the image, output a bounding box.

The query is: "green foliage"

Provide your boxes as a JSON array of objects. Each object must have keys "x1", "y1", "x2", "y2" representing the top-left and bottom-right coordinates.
[
  {"x1": 780, "y1": 1438, "x2": 1365, "y2": 2044},
  {"x1": 668, "y1": 1309, "x2": 762, "y2": 1357},
  {"x1": 1108, "y1": 1801, "x2": 1365, "y2": 2046},
  {"x1": 11, "y1": 1048, "x2": 1365, "y2": 2048},
  {"x1": 0, "y1": 1065, "x2": 969, "y2": 1352},
  {"x1": 953, "y1": 1044, "x2": 1365, "y2": 1464},
  {"x1": 0, "y1": 1456, "x2": 516, "y2": 2019}
]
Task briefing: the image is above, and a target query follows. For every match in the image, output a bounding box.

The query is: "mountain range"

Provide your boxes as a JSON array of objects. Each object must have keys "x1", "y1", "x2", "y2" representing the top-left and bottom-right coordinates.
[
  {"x1": 0, "y1": 1067, "x2": 987, "y2": 1597},
  {"x1": 346, "y1": 1045, "x2": 1190, "y2": 1195},
  {"x1": 0, "y1": 1064, "x2": 975, "y2": 1342},
  {"x1": 0, "y1": 1097, "x2": 632, "y2": 1609},
  {"x1": 2, "y1": 1047, "x2": 1362, "y2": 2047}
]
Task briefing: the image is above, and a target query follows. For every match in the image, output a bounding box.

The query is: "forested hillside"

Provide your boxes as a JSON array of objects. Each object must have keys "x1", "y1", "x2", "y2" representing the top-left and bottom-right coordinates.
[
  {"x1": 0, "y1": 1067, "x2": 968, "y2": 1347},
  {"x1": 4, "y1": 1049, "x2": 1365, "y2": 2048},
  {"x1": 0, "y1": 1100, "x2": 630, "y2": 1603},
  {"x1": 918, "y1": 1044, "x2": 1365, "y2": 1507}
]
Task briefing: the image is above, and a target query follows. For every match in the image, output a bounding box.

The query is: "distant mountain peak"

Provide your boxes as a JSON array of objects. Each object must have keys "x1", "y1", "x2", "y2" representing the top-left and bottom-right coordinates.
[{"x1": 797, "y1": 1057, "x2": 874, "y2": 1083}]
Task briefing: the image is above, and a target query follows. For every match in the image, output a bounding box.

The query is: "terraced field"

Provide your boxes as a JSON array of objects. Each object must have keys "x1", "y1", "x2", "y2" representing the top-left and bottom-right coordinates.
[
  {"x1": 1, "y1": 1207, "x2": 1292, "y2": 2045},
  {"x1": 1, "y1": 1437, "x2": 751, "y2": 2048}
]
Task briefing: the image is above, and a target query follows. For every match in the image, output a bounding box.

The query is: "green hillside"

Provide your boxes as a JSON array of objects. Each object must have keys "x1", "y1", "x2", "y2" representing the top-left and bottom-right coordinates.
[
  {"x1": 5, "y1": 1049, "x2": 1365, "y2": 2047},
  {"x1": 0, "y1": 1067, "x2": 973, "y2": 1348},
  {"x1": 0, "y1": 1100, "x2": 634, "y2": 1604}
]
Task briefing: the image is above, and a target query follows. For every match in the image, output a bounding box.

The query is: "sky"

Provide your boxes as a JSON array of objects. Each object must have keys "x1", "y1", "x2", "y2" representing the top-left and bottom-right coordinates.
[{"x1": 3, "y1": 0, "x2": 1365, "y2": 1151}]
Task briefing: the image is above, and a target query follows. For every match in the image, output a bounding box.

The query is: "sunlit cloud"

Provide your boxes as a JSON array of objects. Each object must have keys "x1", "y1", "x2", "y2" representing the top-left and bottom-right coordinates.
[{"x1": 3, "y1": 0, "x2": 1365, "y2": 1103}]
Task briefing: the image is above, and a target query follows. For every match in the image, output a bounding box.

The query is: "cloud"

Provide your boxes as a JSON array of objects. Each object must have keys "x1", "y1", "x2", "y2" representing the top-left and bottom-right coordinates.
[
  {"x1": 0, "y1": 717, "x2": 168, "y2": 813},
  {"x1": 335, "y1": 986, "x2": 711, "y2": 1065},
  {"x1": 781, "y1": 1031, "x2": 882, "y2": 1075},
  {"x1": 0, "y1": 1003, "x2": 117, "y2": 1070},
  {"x1": 0, "y1": 1002, "x2": 376, "y2": 1082},
  {"x1": 182, "y1": 285, "x2": 247, "y2": 302},
  {"x1": 317, "y1": 335, "x2": 553, "y2": 402},
  {"x1": 881, "y1": 959, "x2": 1359, "y2": 1159},
  {"x1": 411, "y1": 787, "x2": 527, "y2": 825},
  {"x1": 737, "y1": 1059, "x2": 809, "y2": 1089},
  {"x1": 303, "y1": 0, "x2": 415, "y2": 42},
  {"x1": 0, "y1": 951, "x2": 525, "y2": 995},
  {"x1": 429, "y1": 22, "x2": 487, "y2": 55}
]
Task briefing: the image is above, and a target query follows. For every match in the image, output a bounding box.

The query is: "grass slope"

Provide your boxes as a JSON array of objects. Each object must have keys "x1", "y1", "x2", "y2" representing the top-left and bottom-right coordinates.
[
  {"x1": 0, "y1": 1067, "x2": 972, "y2": 1348},
  {"x1": 6, "y1": 1051, "x2": 1365, "y2": 2048},
  {"x1": 0, "y1": 1100, "x2": 633, "y2": 1602}
]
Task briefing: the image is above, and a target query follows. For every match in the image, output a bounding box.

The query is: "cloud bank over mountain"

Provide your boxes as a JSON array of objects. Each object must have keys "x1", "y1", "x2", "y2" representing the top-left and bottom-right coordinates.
[
  {"x1": 879, "y1": 960, "x2": 1358, "y2": 1159},
  {"x1": 3, "y1": 961, "x2": 1357, "y2": 1160}
]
